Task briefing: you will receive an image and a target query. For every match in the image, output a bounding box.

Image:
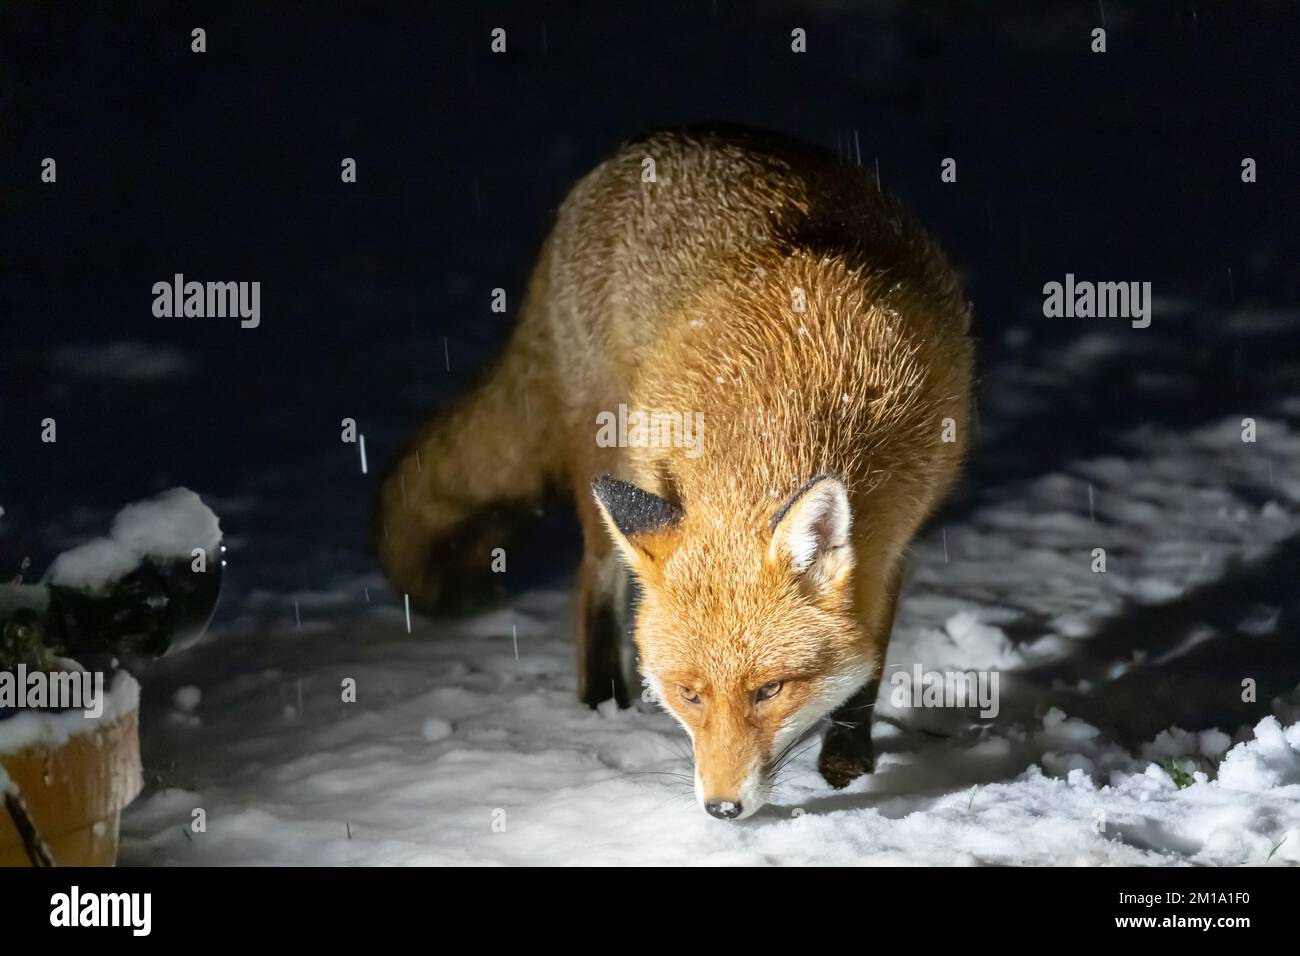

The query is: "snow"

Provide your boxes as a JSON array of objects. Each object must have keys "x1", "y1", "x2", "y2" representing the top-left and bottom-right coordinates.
[
  {"x1": 108, "y1": 406, "x2": 1300, "y2": 866},
  {"x1": 51, "y1": 340, "x2": 193, "y2": 383},
  {"x1": 43, "y1": 538, "x2": 139, "y2": 593},
  {"x1": 1216, "y1": 718, "x2": 1300, "y2": 793},
  {"x1": 109, "y1": 488, "x2": 222, "y2": 563},
  {"x1": 420, "y1": 717, "x2": 453, "y2": 742},
  {"x1": 45, "y1": 488, "x2": 221, "y2": 592},
  {"x1": 172, "y1": 686, "x2": 202, "y2": 713}
]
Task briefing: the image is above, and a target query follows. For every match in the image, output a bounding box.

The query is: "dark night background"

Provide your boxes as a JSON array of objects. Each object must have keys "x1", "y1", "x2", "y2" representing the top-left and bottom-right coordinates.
[{"x1": 2, "y1": 0, "x2": 1297, "y2": 615}]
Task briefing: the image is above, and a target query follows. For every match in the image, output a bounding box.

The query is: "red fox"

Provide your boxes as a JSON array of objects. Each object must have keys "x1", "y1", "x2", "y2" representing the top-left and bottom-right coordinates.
[{"x1": 376, "y1": 128, "x2": 973, "y2": 820}]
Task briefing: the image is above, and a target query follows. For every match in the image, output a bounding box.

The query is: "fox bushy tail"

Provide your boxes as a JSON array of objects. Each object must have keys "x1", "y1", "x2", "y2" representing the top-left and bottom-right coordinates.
[{"x1": 374, "y1": 315, "x2": 565, "y2": 611}]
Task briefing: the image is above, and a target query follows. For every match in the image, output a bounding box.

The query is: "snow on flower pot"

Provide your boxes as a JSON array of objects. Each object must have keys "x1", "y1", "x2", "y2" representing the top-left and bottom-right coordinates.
[
  {"x1": 0, "y1": 669, "x2": 142, "y2": 866},
  {"x1": 0, "y1": 487, "x2": 223, "y2": 866}
]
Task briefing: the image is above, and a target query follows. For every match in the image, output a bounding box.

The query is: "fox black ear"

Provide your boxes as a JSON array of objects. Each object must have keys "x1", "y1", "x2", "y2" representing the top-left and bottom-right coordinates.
[
  {"x1": 769, "y1": 474, "x2": 854, "y2": 597},
  {"x1": 591, "y1": 476, "x2": 683, "y2": 571}
]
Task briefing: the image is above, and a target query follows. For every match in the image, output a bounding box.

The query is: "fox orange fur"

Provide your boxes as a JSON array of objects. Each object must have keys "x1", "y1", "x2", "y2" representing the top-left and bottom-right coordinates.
[{"x1": 376, "y1": 128, "x2": 973, "y2": 819}]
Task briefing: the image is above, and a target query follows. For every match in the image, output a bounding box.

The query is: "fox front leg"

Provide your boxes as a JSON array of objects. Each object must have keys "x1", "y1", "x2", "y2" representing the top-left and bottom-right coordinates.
[
  {"x1": 820, "y1": 563, "x2": 902, "y2": 787},
  {"x1": 817, "y1": 679, "x2": 878, "y2": 788}
]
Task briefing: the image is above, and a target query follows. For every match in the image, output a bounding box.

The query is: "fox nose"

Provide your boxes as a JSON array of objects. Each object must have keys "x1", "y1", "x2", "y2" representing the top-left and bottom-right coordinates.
[{"x1": 704, "y1": 799, "x2": 743, "y2": 820}]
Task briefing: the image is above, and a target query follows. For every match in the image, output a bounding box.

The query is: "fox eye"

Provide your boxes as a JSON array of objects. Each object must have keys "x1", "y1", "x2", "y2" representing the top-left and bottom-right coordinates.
[
  {"x1": 756, "y1": 680, "x2": 784, "y2": 701},
  {"x1": 680, "y1": 686, "x2": 702, "y2": 705}
]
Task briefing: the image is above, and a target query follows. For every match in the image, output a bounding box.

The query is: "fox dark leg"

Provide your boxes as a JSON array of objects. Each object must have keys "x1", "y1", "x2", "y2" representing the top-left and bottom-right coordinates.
[
  {"x1": 818, "y1": 679, "x2": 879, "y2": 788},
  {"x1": 577, "y1": 553, "x2": 631, "y2": 709},
  {"x1": 573, "y1": 452, "x2": 635, "y2": 709},
  {"x1": 818, "y1": 563, "x2": 904, "y2": 787}
]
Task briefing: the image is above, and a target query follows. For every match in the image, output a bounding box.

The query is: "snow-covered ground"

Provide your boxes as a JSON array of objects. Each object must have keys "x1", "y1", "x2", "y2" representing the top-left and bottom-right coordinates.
[{"x1": 115, "y1": 331, "x2": 1300, "y2": 863}]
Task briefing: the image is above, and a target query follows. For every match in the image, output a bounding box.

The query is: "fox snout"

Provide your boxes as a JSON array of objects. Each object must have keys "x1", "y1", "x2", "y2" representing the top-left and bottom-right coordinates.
[
  {"x1": 693, "y1": 741, "x2": 768, "y2": 821},
  {"x1": 695, "y1": 773, "x2": 767, "y2": 820},
  {"x1": 704, "y1": 799, "x2": 743, "y2": 820}
]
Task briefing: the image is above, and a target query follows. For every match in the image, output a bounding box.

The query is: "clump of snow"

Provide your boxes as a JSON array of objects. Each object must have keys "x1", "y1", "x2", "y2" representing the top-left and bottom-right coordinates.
[
  {"x1": 420, "y1": 717, "x2": 453, "y2": 741},
  {"x1": 172, "y1": 686, "x2": 202, "y2": 712},
  {"x1": 1216, "y1": 717, "x2": 1300, "y2": 792},
  {"x1": 1039, "y1": 707, "x2": 1102, "y2": 746},
  {"x1": 1238, "y1": 604, "x2": 1280, "y2": 636},
  {"x1": 44, "y1": 538, "x2": 140, "y2": 592},
  {"x1": 1141, "y1": 726, "x2": 1234, "y2": 764},
  {"x1": 941, "y1": 611, "x2": 1022, "y2": 669},
  {"x1": 907, "y1": 610, "x2": 1022, "y2": 672},
  {"x1": 1199, "y1": 729, "x2": 1233, "y2": 759},
  {"x1": 111, "y1": 488, "x2": 222, "y2": 560},
  {"x1": 46, "y1": 487, "x2": 221, "y2": 592},
  {"x1": 51, "y1": 340, "x2": 193, "y2": 382}
]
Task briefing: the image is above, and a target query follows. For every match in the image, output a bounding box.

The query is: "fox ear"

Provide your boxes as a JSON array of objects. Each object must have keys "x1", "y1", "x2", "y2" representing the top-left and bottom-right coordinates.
[
  {"x1": 769, "y1": 475, "x2": 854, "y2": 599},
  {"x1": 591, "y1": 476, "x2": 684, "y2": 573}
]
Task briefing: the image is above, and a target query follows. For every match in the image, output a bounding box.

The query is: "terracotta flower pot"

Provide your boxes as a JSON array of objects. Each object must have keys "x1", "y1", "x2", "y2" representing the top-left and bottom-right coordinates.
[{"x1": 0, "y1": 672, "x2": 142, "y2": 867}]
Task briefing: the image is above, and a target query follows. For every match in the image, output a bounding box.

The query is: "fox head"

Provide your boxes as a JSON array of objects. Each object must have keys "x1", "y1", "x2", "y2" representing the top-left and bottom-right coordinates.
[{"x1": 592, "y1": 474, "x2": 873, "y2": 820}]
